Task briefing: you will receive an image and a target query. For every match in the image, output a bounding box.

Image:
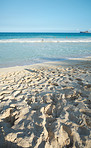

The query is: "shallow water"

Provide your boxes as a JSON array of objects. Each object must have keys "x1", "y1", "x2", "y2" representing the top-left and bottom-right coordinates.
[{"x1": 0, "y1": 33, "x2": 91, "y2": 68}]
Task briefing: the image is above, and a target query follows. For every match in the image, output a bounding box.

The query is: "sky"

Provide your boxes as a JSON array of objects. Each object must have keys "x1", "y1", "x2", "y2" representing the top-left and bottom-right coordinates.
[{"x1": 0, "y1": 0, "x2": 91, "y2": 32}]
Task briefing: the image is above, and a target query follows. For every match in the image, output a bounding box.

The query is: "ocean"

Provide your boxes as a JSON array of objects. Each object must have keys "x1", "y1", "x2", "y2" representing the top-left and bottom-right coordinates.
[{"x1": 0, "y1": 32, "x2": 91, "y2": 68}]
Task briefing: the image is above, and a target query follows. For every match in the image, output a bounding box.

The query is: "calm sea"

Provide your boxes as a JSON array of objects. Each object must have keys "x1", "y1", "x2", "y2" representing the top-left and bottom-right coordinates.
[{"x1": 0, "y1": 32, "x2": 91, "y2": 68}]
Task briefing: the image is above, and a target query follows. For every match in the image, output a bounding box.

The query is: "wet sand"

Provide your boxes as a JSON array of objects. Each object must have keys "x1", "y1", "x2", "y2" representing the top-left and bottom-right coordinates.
[{"x1": 0, "y1": 58, "x2": 91, "y2": 148}]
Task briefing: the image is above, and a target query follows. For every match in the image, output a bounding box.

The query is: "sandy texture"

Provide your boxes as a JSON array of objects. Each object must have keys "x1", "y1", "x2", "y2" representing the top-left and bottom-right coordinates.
[{"x1": 0, "y1": 60, "x2": 91, "y2": 148}]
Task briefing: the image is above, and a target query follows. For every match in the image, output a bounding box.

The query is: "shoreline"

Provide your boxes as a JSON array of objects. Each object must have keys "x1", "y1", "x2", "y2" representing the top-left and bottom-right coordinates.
[
  {"x1": 0, "y1": 57, "x2": 91, "y2": 73},
  {"x1": 0, "y1": 57, "x2": 91, "y2": 147}
]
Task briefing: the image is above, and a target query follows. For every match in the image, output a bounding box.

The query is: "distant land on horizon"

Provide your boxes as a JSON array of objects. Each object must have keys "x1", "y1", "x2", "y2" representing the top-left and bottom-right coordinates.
[{"x1": 80, "y1": 31, "x2": 90, "y2": 33}]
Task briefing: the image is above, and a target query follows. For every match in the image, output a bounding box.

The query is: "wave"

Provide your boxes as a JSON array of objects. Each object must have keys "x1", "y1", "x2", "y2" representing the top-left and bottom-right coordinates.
[{"x1": 0, "y1": 38, "x2": 91, "y2": 43}]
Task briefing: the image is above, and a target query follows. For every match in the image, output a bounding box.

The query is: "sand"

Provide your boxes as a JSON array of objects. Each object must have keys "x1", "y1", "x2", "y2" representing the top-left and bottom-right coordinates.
[{"x1": 0, "y1": 59, "x2": 91, "y2": 148}]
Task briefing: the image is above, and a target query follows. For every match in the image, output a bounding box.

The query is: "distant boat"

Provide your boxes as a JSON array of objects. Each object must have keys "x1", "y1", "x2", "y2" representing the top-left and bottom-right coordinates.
[{"x1": 80, "y1": 31, "x2": 89, "y2": 33}]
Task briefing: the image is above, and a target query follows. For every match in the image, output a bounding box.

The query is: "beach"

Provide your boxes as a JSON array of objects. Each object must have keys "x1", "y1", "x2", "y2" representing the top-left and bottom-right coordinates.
[{"x1": 0, "y1": 58, "x2": 91, "y2": 148}]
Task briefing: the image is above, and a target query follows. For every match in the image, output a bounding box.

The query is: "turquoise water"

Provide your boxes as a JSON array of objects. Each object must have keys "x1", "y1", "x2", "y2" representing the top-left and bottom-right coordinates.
[{"x1": 0, "y1": 33, "x2": 91, "y2": 68}]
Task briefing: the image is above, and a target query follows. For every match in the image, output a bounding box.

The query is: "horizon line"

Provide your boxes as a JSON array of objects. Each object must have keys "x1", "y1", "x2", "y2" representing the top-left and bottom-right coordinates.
[{"x1": 0, "y1": 31, "x2": 84, "y2": 33}]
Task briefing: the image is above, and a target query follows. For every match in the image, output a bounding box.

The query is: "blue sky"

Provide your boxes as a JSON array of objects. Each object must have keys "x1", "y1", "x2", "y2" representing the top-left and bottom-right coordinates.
[{"x1": 0, "y1": 0, "x2": 91, "y2": 32}]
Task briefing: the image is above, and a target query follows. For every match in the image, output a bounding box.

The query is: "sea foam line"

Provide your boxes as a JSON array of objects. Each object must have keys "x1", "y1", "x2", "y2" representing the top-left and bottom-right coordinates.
[{"x1": 0, "y1": 38, "x2": 91, "y2": 43}]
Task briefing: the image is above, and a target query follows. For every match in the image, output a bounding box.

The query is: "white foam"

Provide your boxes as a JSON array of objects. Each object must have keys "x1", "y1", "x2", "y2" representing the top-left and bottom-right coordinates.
[{"x1": 0, "y1": 38, "x2": 91, "y2": 43}]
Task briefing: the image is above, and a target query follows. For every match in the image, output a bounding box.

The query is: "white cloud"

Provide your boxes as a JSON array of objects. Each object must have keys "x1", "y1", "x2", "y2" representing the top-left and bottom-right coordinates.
[{"x1": 76, "y1": 29, "x2": 79, "y2": 31}]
